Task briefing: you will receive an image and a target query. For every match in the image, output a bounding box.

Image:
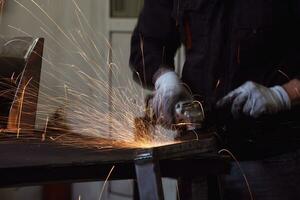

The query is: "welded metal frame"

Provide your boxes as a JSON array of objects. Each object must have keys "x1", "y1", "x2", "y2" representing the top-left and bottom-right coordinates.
[
  {"x1": 133, "y1": 136, "x2": 226, "y2": 200},
  {"x1": 0, "y1": 133, "x2": 230, "y2": 199},
  {"x1": 135, "y1": 149, "x2": 164, "y2": 200}
]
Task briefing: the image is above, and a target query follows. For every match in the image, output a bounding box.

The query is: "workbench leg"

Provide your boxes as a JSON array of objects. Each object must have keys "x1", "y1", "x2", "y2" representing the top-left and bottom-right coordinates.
[
  {"x1": 134, "y1": 160, "x2": 164, "y2": 200},
  {"x1": 177, "y1": 177, "x2": 208, "y2": 200},
  {"x1": 133, "y1": 180, "x2": 140, "y2": 200},
  {"x1": 177, "y1": 176, "x2": 223, "y2": 200},
  {"x1": 43, "y1": 183, "x2": 71, "y2": 200},
  {"x1": 207, "y1": 176, "x2": 223, "y2": 200},
  {"x1": 177, "y1": 178, "x2": 192, "y2": 200}
]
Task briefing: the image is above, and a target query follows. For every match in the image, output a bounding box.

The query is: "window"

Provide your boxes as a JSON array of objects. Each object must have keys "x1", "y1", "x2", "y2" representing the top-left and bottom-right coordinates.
[{"x1": 110, "y1": 0, "x2": 144, "y2": 18}]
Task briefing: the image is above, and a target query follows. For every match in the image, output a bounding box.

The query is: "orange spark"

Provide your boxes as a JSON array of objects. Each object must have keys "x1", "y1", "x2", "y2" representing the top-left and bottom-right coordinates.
[
  {"x1": 277, "y1": 69, "x2": 290, "y2": 80},
  {"x1": 98, "y1": 166, "x2": 115, "y2": 200},
  {"x1": 42, "y1": 116, "x2": 49, "y2": 141},
  {"x1": 17, "y1": 77, "x2": 33, "y2": 138}
]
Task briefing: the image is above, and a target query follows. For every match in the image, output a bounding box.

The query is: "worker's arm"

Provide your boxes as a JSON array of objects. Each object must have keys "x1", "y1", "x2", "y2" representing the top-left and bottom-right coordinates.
[
  {"x1": 284, "y1": 0, "x2": 300, "y2": 106},
  {"x1": 129, "y1": 0, "x2": 181, "y2": 89},
  {"x1": 217, "y1": 0, "x2": 300, "y2": 119},
  {"x1": 283, "y1": 79, "x2": 300, "y2": 106},
  {"x1": 216, "y1": 79, "x2": 300, "y2": 118},
  {"x1": 129, "y1": 0, "x2": 190, "y2": 127},
  {"x1": 216, "y1": 81, "x2": 291, "y2": 118}
]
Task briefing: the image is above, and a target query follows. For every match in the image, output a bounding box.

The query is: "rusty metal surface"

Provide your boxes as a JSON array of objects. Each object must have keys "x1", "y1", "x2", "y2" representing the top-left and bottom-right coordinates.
[
  {"x1": 135, "y1": 136, "x2": 216, "y2": 161},
  {"x1": 0, "y1": 133, "x2": 217, "y2": 167},
  {"x1": 0, "y1": 133, "x2": 229, "y2": 187}
]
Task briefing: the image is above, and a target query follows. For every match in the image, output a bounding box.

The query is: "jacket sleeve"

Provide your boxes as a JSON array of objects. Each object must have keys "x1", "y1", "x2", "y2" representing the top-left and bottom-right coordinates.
[
  {"x1": 284, "y1": 0, "x2": 300, "y2": 80},
  {"x1": 129, "y1": 0, "x2": 181, "y2": 89},
  {"x1": 293, "y1": 0, "x2": 300, "y2": 80}
]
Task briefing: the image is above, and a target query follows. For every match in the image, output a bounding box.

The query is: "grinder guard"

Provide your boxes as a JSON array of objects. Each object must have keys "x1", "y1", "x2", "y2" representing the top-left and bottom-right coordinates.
[{"x1": 134, "y1": 95, "x2": 206, "y2": 142}]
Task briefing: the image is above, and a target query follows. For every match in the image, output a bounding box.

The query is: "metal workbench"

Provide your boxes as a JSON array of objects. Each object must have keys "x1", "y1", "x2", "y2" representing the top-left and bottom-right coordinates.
[{"x1": 0, "y1": 132, "x2": 230, "y2": 200}]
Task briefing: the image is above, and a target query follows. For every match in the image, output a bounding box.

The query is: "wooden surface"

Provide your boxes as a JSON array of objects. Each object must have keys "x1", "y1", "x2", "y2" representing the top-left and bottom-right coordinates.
[{"x1": 0, "y1": 133, "x2": 229, "y2": 188}]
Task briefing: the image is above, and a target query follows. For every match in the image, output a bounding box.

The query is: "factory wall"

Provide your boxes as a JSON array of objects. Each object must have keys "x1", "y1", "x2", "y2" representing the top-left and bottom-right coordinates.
[{"x1": 0, "y1": 0, "x2": 108, "y2": 199}]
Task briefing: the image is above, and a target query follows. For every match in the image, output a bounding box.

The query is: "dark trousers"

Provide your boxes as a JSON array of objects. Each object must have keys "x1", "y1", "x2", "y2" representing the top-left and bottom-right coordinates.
[{"x1": 223, "y1": 149, "x2": 300, "y2": 200}]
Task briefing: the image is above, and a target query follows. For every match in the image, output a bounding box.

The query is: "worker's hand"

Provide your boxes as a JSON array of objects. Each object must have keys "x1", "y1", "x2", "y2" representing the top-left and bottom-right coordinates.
[
  {"x1": 217, "y1": 81, "x2": 291, "y2": 118},
  {"x1": 152, "y1": 71, "x2": 191, "y2": 127}
]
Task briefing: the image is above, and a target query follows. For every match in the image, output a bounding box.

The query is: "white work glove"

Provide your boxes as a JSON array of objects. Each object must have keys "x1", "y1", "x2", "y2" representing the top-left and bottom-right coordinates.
[
  {"x1": 152, "y1": 71, "x2": 191, "y2": 127},
  {"x1": 217, "y1": 81, "x2": 291, "y2": 118}
]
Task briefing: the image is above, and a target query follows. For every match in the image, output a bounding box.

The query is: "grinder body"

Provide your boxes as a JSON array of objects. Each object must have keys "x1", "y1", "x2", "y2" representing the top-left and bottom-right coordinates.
[{"x1": 134, "y1": 96, "x2": 205, "y2": 141}]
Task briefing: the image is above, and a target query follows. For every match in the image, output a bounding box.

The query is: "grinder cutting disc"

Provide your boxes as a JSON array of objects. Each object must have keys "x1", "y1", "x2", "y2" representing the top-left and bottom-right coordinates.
[{"x1": 134, "y1": 96, "x2": 206, "y2": 142}]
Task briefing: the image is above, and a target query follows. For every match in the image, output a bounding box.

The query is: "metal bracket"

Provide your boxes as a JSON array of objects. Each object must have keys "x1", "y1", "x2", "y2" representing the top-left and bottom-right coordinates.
[{"x1": 134, "y1": 149, "x2": 164, "y2": 200}]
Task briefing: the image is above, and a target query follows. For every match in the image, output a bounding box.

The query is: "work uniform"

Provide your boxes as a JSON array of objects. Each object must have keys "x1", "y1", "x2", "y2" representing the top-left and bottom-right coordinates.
[{"x1": 130, "y1": 0, "x2": 300, "y2": 199}]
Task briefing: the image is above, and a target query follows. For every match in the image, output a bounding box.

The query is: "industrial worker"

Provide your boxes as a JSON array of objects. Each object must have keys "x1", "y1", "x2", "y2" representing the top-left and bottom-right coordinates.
[{"x1": 130, "y1": 0, "x2": 300, "y2": 199}]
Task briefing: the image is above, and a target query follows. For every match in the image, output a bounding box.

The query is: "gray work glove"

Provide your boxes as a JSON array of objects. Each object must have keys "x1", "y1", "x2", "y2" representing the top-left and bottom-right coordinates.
[
  {"x1": 217, "y1": 81, "x2": 291, "y2": 118},
  {"x1": 152, "y1": 71, "x2": 191, "y2": 127}
]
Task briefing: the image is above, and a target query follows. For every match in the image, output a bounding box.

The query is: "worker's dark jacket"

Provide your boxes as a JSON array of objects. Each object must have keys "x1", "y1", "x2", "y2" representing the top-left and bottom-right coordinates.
[{"x1": 130, "y1": 0, "x2": 300, "y2": 158}]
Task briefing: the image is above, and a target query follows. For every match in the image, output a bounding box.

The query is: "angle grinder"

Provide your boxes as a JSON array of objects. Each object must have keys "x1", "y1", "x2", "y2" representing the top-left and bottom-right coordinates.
[{"x1": 134, "y1": 95, "x2": 206, "y2": 141}]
